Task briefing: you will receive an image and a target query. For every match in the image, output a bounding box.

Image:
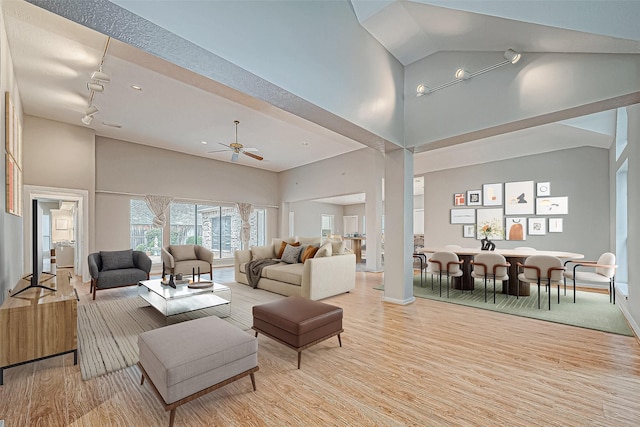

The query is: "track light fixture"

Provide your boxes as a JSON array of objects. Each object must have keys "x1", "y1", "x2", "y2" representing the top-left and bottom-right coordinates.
[
  {"x1": 416, "y1": 49, "x2": 522, "y2": 97},
  {"x1": 87, "y1": 82, "x2": 104, "y2": 92},
  {"x1": 81, "y1": 105, "x2": 99, "y2": 125},
  {"x1": 91, "y1": 67, "x2": 110, "y2": 83}
]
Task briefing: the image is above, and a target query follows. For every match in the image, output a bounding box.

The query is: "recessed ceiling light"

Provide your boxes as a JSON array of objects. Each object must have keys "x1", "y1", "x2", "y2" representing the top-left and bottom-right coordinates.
[
  {"x1": 301, "y1": 141, "x2": 309, "y2": 146},
  {"x1": 130, "y1": 85, "x2": 143, "y2": 91},
  {"x1": 201, "y1": 141, "x2": 208, "y2": 145}
]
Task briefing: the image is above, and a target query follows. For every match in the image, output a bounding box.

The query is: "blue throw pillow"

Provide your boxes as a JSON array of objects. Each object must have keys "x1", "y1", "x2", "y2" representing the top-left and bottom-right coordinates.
[
  {"x1": 100, "y1": 249, "x2": 135, "y2": 271},
  {"x1": 281, "y1": 244, "x2": 304, "y2": 264}
]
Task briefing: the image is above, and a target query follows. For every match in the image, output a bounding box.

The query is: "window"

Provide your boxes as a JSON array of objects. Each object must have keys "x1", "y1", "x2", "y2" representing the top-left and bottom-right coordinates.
[{"x1": 130, "y1": 199, "x2": 163, "y2": 264}]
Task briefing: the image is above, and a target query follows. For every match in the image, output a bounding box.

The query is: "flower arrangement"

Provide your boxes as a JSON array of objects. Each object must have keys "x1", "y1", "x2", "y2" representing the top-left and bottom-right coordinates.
[{"x1": 478, "y1": 218, "x2": 504, "y2": 240}]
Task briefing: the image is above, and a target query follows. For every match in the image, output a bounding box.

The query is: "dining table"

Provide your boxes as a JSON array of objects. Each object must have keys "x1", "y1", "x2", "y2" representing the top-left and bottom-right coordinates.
[{"x1": 418, "y1": 247, "x2": 584, "y2": 296}]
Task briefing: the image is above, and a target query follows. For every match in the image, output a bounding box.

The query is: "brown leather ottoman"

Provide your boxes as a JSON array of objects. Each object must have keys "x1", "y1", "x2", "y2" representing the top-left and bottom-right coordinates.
[{"x1": 252, "y1": 296, "x2": 343, "y2": 369}]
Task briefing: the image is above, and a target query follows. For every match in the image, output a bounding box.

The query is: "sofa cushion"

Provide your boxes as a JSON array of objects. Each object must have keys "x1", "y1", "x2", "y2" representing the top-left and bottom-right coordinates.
[
  {"x1": 100, "y1": 249, "x2": 135, "y2": 271},
  {"x1": 301, "y1": 245, "x2": 319, "y2": 262},
  {"x1": 263, "y1": 263, "x2": 303, "y2": 286},
  {"x1": 281, "y1": 244, "x2": 304, "y2": 264},
  {"x1": 296, "y1": 237, "x2": 322, "y2": 246},
  {"x1": 251, "y1": 244, "x2": 275, "y2": 260},
  {"x1": 98, "y1": 267, "x2": 148, "y2": 288},
  {"x1": 315, "y1": 242, "x2": 332, "y2": 258},
  {"x1": 170, "y1": 245, "x2": 197, "y2": 262},
  {"x1": 277, "y1": 241, "x2": 299, "y2": 259}
]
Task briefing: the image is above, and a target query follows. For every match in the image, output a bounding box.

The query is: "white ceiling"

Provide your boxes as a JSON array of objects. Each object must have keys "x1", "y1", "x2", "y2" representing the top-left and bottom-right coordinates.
[{"x1": 2, "y1": 0, "x2": 637, "y2": 202}]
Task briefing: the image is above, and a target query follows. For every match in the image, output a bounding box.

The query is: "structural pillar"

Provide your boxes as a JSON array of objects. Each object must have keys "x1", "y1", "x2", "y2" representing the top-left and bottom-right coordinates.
[{"x1": 382, "y1": 148, "x2": 415, "y2": 305}]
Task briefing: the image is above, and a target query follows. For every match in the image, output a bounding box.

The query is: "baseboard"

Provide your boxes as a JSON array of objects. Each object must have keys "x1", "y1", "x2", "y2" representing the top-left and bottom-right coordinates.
[
  {"x1": 615, "y1": 287, "x2": 639, "y2": 340},
  {"x1": 382, "y1": 296, "x2": 416, "y2": 305}
]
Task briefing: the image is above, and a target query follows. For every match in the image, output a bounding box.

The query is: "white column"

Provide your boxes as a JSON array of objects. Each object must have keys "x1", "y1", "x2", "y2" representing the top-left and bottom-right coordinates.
[
  {"x1": 366, "y1": 150, "x2": 384, "y2": 272},
  {"x1": 382, "y1": 148, "x2": 415, "y2": 305}
]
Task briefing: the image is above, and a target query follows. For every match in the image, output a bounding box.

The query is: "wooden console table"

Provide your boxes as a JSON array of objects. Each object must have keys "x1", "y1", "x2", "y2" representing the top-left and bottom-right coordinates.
[
  {"x1": 344, "y1": 237, "x2": 365, "y2": 263},
  {"x1": 0, "y1": 269, "x2": 77, "y2": 385}
]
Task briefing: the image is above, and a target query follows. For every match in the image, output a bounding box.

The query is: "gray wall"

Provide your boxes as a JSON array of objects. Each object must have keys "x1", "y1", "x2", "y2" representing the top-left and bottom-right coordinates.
[{"x1": 423, "y1": 146, "x2": 610, "y2": 260}]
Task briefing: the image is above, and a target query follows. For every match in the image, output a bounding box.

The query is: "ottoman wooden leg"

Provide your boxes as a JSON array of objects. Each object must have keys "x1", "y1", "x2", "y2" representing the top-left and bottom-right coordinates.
[
  {"x1": 338, "y1": 334, "x2": 342, "y2": 347},
  {"x1": 169, "y1": 409, "x2": 176, "y2": 427},
  {"x1": 297, "y1": 351, "x2": 302, "y2": 369}
]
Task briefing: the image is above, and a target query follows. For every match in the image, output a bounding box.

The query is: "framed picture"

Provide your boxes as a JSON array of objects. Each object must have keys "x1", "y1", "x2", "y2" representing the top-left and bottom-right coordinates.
[
  {"x1": 463, "y1": 225, "x2": 475, "y2": 238},
  {"x1": 450, "y1": 209, "x2": 475, "y2": 224},
  {"x1": 476, "y1": 208, "x2": 504, "y2": 240},
  {"x1": 467, "y1": 190, "x2": 482, "y2": 206},
  {"x1": 549, "y1": 218, "x2": 563, "y2": 233},
  {"x1": 505, "y1": 217, "x2": 526, "y2": 241},
  {"x1": 482, "y1": 183, "x2": 503, "y2": 206},
  {"x1": 536, "y1": 196, "x2": 568, "y2": 215},
  {"x1": 537, "y1": 182, "x2": 550, "y2": 196},
  {"x1": 453, "y1": 193, "x2": 466, "y2": 206},
  {"x1": 528, "y1": 218, "x2": 546, "y2": 235},
  {"x1": 505, "y1": 181, "x2": 535, "y2": 215}
]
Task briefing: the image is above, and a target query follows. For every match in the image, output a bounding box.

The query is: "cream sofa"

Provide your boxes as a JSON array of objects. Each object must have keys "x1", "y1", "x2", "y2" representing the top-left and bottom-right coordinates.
[{"x1": 234, "y1": 237, "x2": 355, "y2": 300}]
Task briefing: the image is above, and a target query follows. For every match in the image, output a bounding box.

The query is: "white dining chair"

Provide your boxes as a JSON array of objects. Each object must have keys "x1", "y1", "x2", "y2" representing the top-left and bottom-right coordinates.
[
  {"x1": 428, "y1": 251, "x2": 463, "y2": 298},
  {"x1": 471, "y1": 253, "x2": 510, "y2": 303},
  {"x1": 563, "y1": 252, "x2": 616, "y2": 303},
  {"x1": 517, "y1": 255, "x2": 565, "y2": 310}
]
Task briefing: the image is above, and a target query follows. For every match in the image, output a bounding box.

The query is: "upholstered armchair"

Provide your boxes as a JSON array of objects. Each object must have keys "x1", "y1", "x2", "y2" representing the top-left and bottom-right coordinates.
[
  {"x1": 88, "y1": 249, "x2": 151, "y2": 300},
  {"x1": 161, "y1": 244, "x2": 214, "y2": 279}
]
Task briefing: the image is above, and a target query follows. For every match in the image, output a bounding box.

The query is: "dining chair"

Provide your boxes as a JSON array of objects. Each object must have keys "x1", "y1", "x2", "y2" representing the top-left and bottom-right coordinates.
[
  {"x1": 517, "y1": 255, "x2": 565, "y2": 310},
  {"x1": 412, "y1": 253, "x2": 428, "y2": 287},
  {"x1": 563, "y1": 252, "x2": 616, "y2": 303},
  {"x1": 428, "y1": 251, "x2": 463, "y2": 298},
  {"x1": 470, "y1": 253, "x2": 510, "y2": 303}
]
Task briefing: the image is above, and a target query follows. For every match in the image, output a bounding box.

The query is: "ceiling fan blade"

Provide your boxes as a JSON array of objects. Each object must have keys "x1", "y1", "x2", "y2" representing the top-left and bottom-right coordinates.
[
  {"x1": 242, "y1": 151, "x2": 264, "y2": 161},
  {"x1": 217, "y1": 142, "x2": 232, "y2": 148},
  {"x1": 207, "y1": 148, "x2": 229, "y2": 153},
  {"x1": 242, "y1": 147, "x2": 259, "y2": 152},
  {"x1": 231, "y1": 152, "x2": 239, "y2": 162}
]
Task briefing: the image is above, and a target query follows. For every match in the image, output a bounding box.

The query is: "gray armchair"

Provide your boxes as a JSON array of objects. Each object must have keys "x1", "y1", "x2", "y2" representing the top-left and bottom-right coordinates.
[
  {"x1": 161, "y1": 245, "x2": 214, "y2": 279},
  {"x1": 88, "y1": 249, "x2": 151, "y2": 300}
]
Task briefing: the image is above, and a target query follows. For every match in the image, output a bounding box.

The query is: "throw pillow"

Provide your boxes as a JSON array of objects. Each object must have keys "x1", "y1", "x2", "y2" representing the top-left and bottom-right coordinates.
[
  {"x1": 281, "y1": 244, "x2": 304, "y2": 264},
  {"x1": 100, "y1": 249, "x2": 135, "y2": 271},
  {"x1": 314, "y1": 242, "x2": 332, "y2": 258},
  {"x1": 300, "y1": 245, "x2": 319, "y2": 262},
  {"x1": 330, "y1": 239, "x2": 346, "y2": 255},
  {"x1": 170, "y1": 245, "x2": 197, "y2": 262},
  {"x1": 251, "y1": 244, "x2": 275, "y2": 260},
  {"x1": 277, "y1": 241, "x2": 300, "y2": 258}
]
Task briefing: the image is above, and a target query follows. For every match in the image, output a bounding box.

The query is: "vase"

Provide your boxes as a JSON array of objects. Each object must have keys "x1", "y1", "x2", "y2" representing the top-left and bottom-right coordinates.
[{"x1": 481, "y1": 237, "x2": 495, "y2": 251}]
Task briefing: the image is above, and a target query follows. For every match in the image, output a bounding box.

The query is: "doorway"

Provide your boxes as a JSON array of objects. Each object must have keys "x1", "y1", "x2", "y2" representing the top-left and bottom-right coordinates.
[{"x1": 24, "y1": 185, "x2": 90, "y2": 283}]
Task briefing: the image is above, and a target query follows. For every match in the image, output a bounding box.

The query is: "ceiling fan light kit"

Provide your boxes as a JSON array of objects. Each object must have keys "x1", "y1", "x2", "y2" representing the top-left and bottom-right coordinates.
[
  {"x1": 416, "y1": 48, "x2": 522, "y2": 96},
  {"x1": 208, "y1": 120, "x2": 264, "y2": 162}
]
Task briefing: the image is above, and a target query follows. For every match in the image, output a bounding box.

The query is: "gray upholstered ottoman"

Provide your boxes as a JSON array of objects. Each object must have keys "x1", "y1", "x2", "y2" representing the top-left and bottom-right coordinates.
[{"x1": 138, "y1": 316, "x2": 258, "y2": 427}]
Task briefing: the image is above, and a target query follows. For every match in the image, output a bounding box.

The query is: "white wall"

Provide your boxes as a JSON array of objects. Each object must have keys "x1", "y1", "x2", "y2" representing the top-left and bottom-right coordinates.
[
  {"x1": 94, "y1": 137, "x2": 280, "y2": 252},
  {"x1": 289, "y1": 201, "x2": 345, "y2": 238},
  {"x1": 0, "y1": 8, "x2": 24, "y2": 302},
  {"x1": 405, "y1": 52, "x2": 640, "y2": 148}
]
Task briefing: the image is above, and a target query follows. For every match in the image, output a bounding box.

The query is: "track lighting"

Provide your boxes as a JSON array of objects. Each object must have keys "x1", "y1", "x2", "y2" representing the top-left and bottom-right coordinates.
[
  {"x1": 416, "y1": 49, "x2": 522, "y2": 96},
  {"x1": 81, "y1": 105, "x2": 99, "y2": 125},
  {"x1": 87, "y1": 82, "x2": 104, "y2": 92},
  {"x1": 455, "y1": 69, "x2": 470, "y2": 80},
  {"x1": 91, "y1": 68, "x2": 110, "y2": 83},
  {"x1": 416, "y1": 84, "x2": 430, "y2": 97}
]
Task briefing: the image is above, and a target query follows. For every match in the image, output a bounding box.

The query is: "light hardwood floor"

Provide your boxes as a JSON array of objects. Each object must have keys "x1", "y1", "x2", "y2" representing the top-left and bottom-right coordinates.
[{"x1": 2, "y1": 268, "x2": 640, "y2": 426}]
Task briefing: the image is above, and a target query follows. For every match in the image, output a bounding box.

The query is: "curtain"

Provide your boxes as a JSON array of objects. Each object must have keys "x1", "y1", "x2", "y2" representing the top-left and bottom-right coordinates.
[
  {"x1": 144, "y1": 195, "x2": 174, "y2": 228},
  {"x1": 235, "y1": 202, "x2": 252, "y2": 250}
]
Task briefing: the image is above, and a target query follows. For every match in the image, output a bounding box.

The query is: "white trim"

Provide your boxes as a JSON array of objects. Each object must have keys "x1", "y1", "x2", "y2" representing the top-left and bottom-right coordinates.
[
  {"x1": 382, "y1": 296, "x2": 416, "y2": 305},
  {"x1": 615, "y1": 288, "x2": 639, "y2": 339},
  {"x1": 24, "y1": 185, "x2": 90, "y2": 283}
]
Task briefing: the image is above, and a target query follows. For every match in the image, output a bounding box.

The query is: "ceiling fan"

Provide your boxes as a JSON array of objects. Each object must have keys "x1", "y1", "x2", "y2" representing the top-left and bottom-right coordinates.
[{"x1": 208, "y1": 120, "x2": 263, "y2": 162}]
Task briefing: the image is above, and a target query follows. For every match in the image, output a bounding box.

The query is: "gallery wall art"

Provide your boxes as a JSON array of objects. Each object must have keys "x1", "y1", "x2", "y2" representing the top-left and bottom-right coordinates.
[{"x1": 504, "y1": 181, "x2": 534, "y2": 215}]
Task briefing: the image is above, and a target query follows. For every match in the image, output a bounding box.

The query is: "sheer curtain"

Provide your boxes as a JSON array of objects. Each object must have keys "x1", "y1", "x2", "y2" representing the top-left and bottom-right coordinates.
[
  {"x1": 235, "y1": 202, "x2": 252, "y2": 250},
  {"x1": 144, "y1": 195, "x2": 174, "y2": 228}
]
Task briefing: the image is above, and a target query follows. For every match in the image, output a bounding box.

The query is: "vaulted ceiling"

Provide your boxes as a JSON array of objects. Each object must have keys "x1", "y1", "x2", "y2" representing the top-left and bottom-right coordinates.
[{"x1": 2, "y1": 0, "x2": 638, "y2": 179}]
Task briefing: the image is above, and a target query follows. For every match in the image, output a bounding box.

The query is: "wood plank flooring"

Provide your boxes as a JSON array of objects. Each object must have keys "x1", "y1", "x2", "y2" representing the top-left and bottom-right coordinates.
[{"x1": 1, "y1": 268, "x2": 640, "y2": 426}]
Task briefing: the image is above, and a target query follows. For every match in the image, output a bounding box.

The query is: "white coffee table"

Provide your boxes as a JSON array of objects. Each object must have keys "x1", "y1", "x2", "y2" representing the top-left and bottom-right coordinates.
[{"x1": 138, "y1": 279, "x2": 231, "y2": 319}]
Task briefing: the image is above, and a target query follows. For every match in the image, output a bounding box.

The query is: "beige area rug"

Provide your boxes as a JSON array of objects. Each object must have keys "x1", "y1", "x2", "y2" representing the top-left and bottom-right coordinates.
[{"x1": 76, "y1": 281, "x2": 283, "y2": 380}]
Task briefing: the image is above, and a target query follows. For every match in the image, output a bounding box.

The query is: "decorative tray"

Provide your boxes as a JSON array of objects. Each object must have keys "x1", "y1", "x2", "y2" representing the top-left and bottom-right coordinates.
[{"x1": 188, "y1": 281, "x2": 213, "y2": 289}]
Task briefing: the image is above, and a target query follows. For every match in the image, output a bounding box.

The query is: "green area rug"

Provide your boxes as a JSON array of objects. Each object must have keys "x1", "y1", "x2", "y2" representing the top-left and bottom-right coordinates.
[{"x1": 379, "y1": 276, "x2": 633, "y2": 336}]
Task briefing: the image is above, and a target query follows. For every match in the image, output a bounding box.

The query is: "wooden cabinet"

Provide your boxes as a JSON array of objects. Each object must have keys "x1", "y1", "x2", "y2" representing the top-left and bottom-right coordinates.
[{"x1": 0, "y1": 269, "x2": 77, "y2": 384}]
